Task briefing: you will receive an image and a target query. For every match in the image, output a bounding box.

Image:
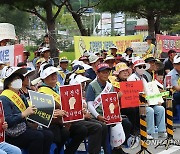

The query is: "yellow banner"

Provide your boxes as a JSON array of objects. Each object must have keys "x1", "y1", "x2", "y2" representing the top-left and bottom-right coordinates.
[{"x1": 74, "y1": 35, "x2": 143, "y2": 59}]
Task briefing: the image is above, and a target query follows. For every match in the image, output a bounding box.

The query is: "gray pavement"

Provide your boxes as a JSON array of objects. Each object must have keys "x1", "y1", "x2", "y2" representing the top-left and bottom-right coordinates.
[
  {"x1": 77, "y1": 124, "x2": 180, "y2": 154},
  {"x1": 124, "y1": 124, "x2": 180, "y2": 154}
]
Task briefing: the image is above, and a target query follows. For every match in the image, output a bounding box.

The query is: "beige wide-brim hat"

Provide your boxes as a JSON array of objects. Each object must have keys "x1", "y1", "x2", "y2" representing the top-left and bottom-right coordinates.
[
  {"x1": 88, "y1": 54, "x2": 100, "y2": 64},
  {"x1": 113, "y1": 62, "x2": 132, "y2": 75}
]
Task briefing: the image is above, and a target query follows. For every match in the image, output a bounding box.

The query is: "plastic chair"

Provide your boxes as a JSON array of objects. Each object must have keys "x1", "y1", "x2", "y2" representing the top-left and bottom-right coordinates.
[{"x1": 50, "y1": 143, "x2": 64, "y2": 154}]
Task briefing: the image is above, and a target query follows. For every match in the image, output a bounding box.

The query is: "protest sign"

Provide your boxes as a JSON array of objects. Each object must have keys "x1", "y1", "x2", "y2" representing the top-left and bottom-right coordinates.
[
  {"x1": 0, "y1": 23, "x2": 16, "y2": 41},
  {"x1": 28, "y1": 90, "x2": 55, "y2": 128},
  {"x1": 120, "y1": 81, "x2": 143, "y2": 108},
  {"x1": 131, "y1": 42, "x2": 149, "y2": 56},
  {"x1": 156, "y1": 34, "x2": 180, "y2": 56},
  {"x1": 74, "y1": 35, "x2": 143, "y2": 58},
  {"x1": 0, "y1": 44, "x2": 24, "y2": 66},
  {"x1": 101, "y1": 92, "x2": 121, "y2": 125},
  {"x1": 165, "y1": 75, "x2": 172, "y2": 88},
  {"x1": 0, "y1": 101, "x2": 5, "y2": 142},
  {"x1": 60, "y1": 84, "x2": 83, "y2": 123},
  {"x1": 144, "y1": 81, "x2": 164, "y2": 105}
]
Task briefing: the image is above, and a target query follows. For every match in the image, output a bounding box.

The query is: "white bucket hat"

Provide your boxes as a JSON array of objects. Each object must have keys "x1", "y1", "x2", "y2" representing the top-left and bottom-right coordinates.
[
  {"x1": 88, "y1": 54, "x2": 99, "y2": 64},
  {"x1": 40, "y1": 65, "x2": 60, "y2": 79},
  {"x1": 1, "y1": 66, "x2": 27, "y2": 79},
  {"x1": 0, "y1": 23, "x2": 16, "y2": 41},
  {"x1": 104, "y1": 55, "x2": 115, "y2": 62}
]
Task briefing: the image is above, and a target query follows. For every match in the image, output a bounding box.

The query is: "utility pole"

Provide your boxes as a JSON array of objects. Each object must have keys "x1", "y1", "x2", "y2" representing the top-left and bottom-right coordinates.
[{"x1": 111, "y1": 13, "x2": 114, "y2": 36}]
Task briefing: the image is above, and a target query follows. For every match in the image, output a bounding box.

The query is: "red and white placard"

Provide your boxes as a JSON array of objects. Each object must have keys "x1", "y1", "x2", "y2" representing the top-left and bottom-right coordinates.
[
  {"x1": 101, "y1": 92, "x2": 121, "y2": 125},
  {"x1": 60, "y1": 84, "x2": 83, "y2": 123}
]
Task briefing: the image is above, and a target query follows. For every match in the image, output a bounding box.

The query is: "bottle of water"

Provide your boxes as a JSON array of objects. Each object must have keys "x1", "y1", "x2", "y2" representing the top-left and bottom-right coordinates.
[
  {"x1": 100, "y1": 147, "x2": 104, "y2": 154},
  {"x1": 154, "y1": 126, "x2": 158, "y2": 139}
]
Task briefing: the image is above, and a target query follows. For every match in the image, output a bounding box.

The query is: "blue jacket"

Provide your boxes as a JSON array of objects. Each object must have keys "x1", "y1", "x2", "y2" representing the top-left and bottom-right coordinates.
[{"x1": 0, "y1": 94, "x2": 28, "y2": 128}]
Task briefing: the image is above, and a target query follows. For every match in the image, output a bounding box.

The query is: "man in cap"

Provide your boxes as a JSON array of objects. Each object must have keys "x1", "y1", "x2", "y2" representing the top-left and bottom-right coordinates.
[
  {"x1": 86, "y1": 63, "x2": 111, "y2": 154},
  {"x1": 41, "y1": 47, "x2": 54, "y2": 66},
  {"x1": 104, "y1": 55, "x2": 115, "y2": 71},
  {"x1": 86, "y1": 63, "x2": 128, "y2": 154},
  {"x1": 58, "y1": 57, "x2": 70, "y2": 85},
  {"x1": 109, "y1": 45, "x2": 118, "y2": 57},
  {"x1": 85, "y1": 54, "x2": 100, "y2": 80},
  {"x1": 166, "y1": 55, "x2": 180, "y2": 116}
]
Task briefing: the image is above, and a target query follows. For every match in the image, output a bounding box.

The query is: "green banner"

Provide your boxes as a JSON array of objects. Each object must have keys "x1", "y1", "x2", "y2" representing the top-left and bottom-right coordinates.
[{"x1": 146, "y1": 91, "x2": 169, "y2": 100}]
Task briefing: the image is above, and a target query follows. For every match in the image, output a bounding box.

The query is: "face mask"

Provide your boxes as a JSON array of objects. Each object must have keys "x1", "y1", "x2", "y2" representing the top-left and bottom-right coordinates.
[
  {"x1": 136, "y1": 67, "x2": 145, "y2": 75},
  {"x1": 10, "y1": 79, "x2": 22, "y2": 90}
]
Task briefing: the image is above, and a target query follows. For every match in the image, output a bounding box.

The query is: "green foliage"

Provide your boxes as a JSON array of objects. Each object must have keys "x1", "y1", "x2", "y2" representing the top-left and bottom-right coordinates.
[
  {"x1": 0, "y1": 4, "x2": 31, "y2": 37},
  {"x1": 25, "y1": 46, "x2": 38, "y2": 61},
  {"x1": 25, "y1": 46, "x2": 38, "y2": 53},
  {"x1": 98, "y1": 0, "x2": 180, "y2": 16},
  {"x1": 160, "y1": 15, "x2": 180, "y2": 33},
  {"x1": 171, "y1": 15, "x2": 180, "y2": 33}
]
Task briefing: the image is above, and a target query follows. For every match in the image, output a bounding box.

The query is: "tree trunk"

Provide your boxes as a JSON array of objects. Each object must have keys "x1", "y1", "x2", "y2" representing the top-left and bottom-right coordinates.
[
  {"x1": 154, "y1": 14, "x2": 161, "y2": 34},
  {"x1": 45, "y1": 0, "x2": 59, "y2": 66},
  {"x1": 147, "y1": 15, "x2": 155, "y2": 38},
  {"x1": 72, "y1": 13, "x2": 89, "y2": 36}
]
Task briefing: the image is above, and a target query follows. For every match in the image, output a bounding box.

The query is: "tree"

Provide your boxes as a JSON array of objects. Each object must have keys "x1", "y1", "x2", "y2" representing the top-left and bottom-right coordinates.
[
  {"x1": 160, "y1": 15, "x2": 180, "y2": 34},
  {"x1": 98, "y1": 0, "x2": 180, "y2": 37},
  {"x1": 65, "y1": 0, "x2": 100, "y2": 36},
  {"x1": 0, "y1": 0, "x2": 66, "y2": 66}
]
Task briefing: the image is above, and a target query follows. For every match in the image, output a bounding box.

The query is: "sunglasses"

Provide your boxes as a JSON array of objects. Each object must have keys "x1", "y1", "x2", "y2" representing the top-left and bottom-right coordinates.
[{"x1": 137, "y1": 65, "x2": 146, "y2": 69}]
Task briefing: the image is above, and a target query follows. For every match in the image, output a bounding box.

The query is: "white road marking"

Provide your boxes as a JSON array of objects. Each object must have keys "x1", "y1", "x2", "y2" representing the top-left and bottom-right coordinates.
[{"x1": 157, "y1": 146, "x2": 180, "y2": 154}]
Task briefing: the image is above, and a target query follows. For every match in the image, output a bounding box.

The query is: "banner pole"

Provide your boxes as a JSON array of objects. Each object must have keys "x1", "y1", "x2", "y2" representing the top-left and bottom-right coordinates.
[{"x1": 136, "y1": 92, "x2": 152, "y2": 154}]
